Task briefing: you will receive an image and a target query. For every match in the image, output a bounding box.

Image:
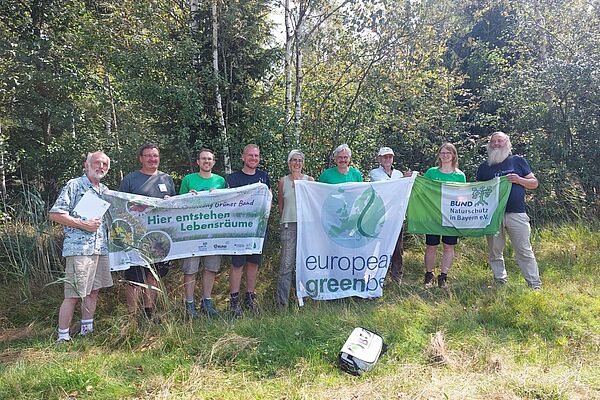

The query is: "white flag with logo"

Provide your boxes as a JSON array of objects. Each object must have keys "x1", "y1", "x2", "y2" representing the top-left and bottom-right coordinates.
[{"x1": 295, "y1": 176, "x2": 416, "y2": 305}]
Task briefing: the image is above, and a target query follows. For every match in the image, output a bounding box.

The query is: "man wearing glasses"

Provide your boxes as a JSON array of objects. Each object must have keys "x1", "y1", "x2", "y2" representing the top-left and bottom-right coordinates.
[{"x1": 119, "y1": 143, "x2": 177, "y2": 320}]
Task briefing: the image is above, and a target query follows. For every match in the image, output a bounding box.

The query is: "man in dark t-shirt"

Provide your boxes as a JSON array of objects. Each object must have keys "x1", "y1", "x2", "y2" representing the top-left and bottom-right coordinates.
[
  {"x1": 476, "y1": 132, "x2": 541, "y2": 289},
  {"x1": 119, "y1": 143, "x2": 177, "y2": 318},
  {"x1": 226, "y1": 144, "x2": 271, "y2": 317}
]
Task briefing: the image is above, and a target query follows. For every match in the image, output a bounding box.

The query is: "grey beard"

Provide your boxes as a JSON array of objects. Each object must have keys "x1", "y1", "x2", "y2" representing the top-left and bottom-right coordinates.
[
  {"x1": 88, "y1": 170, "x2": 107, "y2": 181},
  {"x1": 487, "y1": 148, "x2": 510, "y2": 165}
]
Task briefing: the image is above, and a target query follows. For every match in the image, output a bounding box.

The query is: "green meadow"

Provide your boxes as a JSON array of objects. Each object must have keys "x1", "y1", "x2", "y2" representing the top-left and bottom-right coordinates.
[{"x1": 1, "y1": 224, "x2": 598, "y2": 399}]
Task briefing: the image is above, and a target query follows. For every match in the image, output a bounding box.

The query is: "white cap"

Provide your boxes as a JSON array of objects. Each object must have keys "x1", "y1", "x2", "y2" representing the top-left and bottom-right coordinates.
[{"x1": 378, "y1": 147, "x2": 394, "y2": 156}]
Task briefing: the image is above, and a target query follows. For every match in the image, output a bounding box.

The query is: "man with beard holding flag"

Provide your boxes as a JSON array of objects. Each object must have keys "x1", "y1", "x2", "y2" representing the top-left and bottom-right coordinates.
[{"x1": 476, "y1": 131, "x2": 542, "y2": 290}]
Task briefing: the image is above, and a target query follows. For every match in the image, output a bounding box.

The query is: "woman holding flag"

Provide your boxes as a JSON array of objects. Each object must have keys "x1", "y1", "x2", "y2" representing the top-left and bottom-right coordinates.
[
  {"x1": 423, "y1": 143, "x2": 466, "y2": 288},
  {"x1": 276, "y1": 150, "x2": 314, "y2": 306}
]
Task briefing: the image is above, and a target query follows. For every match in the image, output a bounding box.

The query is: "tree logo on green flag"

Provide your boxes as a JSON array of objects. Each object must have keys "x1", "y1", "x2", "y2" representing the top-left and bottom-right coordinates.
[
  {"x1": 320, "y1": 186, "x2": 385, "y2": 248},
  {"x1": 472, "y1": 186, "x2": 493, "y2": 206}
]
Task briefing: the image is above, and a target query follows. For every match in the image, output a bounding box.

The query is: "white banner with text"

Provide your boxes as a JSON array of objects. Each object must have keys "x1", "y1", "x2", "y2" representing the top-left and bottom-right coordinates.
[{"x1": 104, "y1": 183, "x2": 272, "y2": 271}]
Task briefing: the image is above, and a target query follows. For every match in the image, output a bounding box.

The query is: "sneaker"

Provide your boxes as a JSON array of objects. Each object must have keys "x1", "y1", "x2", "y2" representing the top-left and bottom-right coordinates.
[
  {"x1": 185, "y1": 301, "x2": 198, "y2": 319},
  {"x1": 80, "y1": 325, "x2": 93, "y2": 336},
  {"x1": 229, "y1": 295, "x2": 243, "y2": 318},
  {"x1": 244, "y1": 292, "x2": 260, "y2": 314},
  {"x1": 56, "y1": 336, "x2": 71, "y2": 344},
  {"x1": 494, "y1": 278, "x2": 507, "y2": 286},
  {"x1": 424, "y1": 272, "x2": 434, "y2": 288},
  {"x1": 200, "y1": 298, "x2": 219, "y2": 317},
  {"x1": 437, "y1": 274, "x2": 448, "y2": 289}
]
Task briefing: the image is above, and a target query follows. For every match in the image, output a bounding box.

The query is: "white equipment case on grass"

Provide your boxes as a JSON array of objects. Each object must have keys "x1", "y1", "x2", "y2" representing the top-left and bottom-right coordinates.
[{"x1": 338, "y1": 327, "x2": 387, "y2": 375}]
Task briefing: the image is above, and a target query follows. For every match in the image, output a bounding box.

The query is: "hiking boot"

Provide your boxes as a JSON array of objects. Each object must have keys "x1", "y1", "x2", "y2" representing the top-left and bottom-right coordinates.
[
  {"x1": 244, "y1": 292, "x2": 260, "y2": 314},
  {"x1": 200, "y1": 298, "x2": 219, "y2": 317},
  {"x1": 391, "y1": 272, "x2": 402, "y2": 285},
  {"x1": 143, "y1": 308, "x2": 162, "y2": 324},
  {"x1": 229, "y1": 295, "x2": 243, "y2": 318},
  {"x1": 437, "y1": 274, "x2": 448, "y2": 289},
  {"x1": 185, "y1": 301, "x2": 198, "y2": 319},
  {"x1": 424, "y1": 272, "x2": 434, "y2": 288}
]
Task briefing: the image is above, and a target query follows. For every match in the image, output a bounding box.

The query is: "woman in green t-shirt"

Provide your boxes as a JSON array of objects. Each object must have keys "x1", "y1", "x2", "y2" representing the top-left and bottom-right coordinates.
[{"x1": 423, "y1": 143, "x2": 466, "y2": 288}]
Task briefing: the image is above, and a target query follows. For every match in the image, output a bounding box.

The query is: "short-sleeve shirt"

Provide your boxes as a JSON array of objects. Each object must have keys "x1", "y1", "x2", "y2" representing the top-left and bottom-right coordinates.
[
  {"x1": 226, "y1": 169, "x2": 271, "y2": 189},
  {"x1": 119, "y1": 170, "x2": 176, "y2": 198},
  {"x1": 49, "y1": 175, "x2": 109, "y2": 257},
  {"x1": 180, "y1": 173, "x2": 226, "y2": 194},
  {"x1": 369, "y1": 166, "x2": 404, "y2": 181},
  {"x1": 424, "y1": 167, "x2": 466, "y2": 183},
  {"x1": 318, "y1": 167, "x2": 363, "y2": 183},
  {"x1": 476, "y1": 155, "x2": 532, "y2": 213}
]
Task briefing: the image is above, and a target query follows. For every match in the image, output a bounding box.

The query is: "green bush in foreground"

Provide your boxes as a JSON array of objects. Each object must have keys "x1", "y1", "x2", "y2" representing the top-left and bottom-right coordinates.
[{"x1": 0, "y1": 224, "x2": 599, "y2": 399}]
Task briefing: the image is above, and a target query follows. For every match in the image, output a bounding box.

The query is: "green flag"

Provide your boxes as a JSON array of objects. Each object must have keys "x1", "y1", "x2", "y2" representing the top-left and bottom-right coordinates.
[{"x1": 407, "y1": 176, "x2": 511, "y2": 237}]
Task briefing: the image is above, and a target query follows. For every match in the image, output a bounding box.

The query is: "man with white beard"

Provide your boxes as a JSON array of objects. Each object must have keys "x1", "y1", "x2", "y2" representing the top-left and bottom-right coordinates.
[
  {"x1": 49, "y1": 151, "x2": 114, "y2": 342},
  {"x1": 476, "y1": 132, "x2": 542, "y2": 289}
]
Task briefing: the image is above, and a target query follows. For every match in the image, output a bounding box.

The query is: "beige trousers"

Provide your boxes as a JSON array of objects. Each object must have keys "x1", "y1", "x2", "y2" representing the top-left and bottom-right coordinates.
[{"x1": 486, "y1": 212, "x2": 541, "y2": 288}]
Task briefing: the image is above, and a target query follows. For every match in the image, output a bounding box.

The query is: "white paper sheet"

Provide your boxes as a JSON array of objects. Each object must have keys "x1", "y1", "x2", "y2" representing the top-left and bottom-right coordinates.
[{"x1": 73, "y1": 189, "x2": 111, "y2": 220}]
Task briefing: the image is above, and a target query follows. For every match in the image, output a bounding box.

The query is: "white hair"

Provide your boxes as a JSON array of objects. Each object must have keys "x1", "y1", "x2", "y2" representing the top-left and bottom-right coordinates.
[
  {"x1": 287, "y1": 149, "x2": 305, "y2": 162},
  {"x1": 333, "y1": 144, "x2": 351, "y2": 158},
  {"x1": 487, "y1": 132, "x2": 512, "y2": 165},
  {"x1": 487, "y1": 131, "x2": 512, "y2": 153},
  {"x1": 86, "y1": 151, "x2": 110, "y2": 167}
]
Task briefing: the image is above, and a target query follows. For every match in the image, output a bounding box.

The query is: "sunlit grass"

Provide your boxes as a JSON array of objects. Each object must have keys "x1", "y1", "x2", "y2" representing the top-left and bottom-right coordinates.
[{"x1": 0, "y1": 222, "x2": 599, "y2": 399}]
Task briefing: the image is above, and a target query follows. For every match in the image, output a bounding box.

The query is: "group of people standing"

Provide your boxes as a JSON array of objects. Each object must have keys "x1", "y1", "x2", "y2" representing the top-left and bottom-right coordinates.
[{"x1": 48, "y1": 131, "x2": 541, "y2": 342}]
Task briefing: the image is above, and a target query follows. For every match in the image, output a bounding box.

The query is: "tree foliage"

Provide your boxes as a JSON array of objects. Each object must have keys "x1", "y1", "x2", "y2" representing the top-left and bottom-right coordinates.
[{"x1": 1, "y1": 0, "x2": 598, "y2": 220}]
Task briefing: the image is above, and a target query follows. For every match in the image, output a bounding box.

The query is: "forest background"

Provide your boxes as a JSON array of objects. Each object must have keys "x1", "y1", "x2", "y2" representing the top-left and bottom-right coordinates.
[{"x1": 1, "y1": 0, "x2": 599, "y2": 217}]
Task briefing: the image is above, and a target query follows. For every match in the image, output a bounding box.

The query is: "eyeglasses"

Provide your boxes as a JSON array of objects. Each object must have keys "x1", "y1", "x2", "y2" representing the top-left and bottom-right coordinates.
[
  {"x1": 142, "y1": 154, "x2": 159, "y2": 158},
  {"x1": 439, "y1": 152, "x2": 453, "y2": 156}
]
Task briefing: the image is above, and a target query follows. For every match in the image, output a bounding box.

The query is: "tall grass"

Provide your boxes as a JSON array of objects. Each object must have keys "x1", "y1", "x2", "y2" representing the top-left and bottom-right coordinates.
[
  {"x1": 0, "y1": 189, "x2": 599, "y2": 398},
  {"x1": 0, "y1": 184, "x2": 61, "y2": 295},
  {"x1": 0, "y1": 223, "x2": 599, "y2": 399}
]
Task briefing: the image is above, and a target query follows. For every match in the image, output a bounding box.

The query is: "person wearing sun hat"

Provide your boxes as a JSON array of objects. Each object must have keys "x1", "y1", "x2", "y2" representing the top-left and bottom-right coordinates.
[{"x1": 368, "y1": 146, "x2": 412, "y2": 284}]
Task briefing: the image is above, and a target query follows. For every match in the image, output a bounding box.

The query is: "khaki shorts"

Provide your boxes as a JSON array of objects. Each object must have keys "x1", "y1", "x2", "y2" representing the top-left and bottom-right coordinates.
[
  {"x1": 64, "y1": 255, "x2": 113, "y2": 298},
  {"x1": 181, "y1": 255, "x2": 221, "y2": 274}
]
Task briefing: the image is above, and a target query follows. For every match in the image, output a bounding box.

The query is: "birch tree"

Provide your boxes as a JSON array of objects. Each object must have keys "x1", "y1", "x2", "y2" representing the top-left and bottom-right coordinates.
[
  {"x1": 212, "y1": 0, "x2": 231, "y2": 174},
  {"x1": 284, "y1": 0, "x2": 352, "y2": 146}
]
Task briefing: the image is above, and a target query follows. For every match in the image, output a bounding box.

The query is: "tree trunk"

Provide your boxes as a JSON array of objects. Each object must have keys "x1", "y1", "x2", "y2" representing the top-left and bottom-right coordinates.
[
  {"x1": 293, "y1": 11, "x2": 303, "y2": 146},
  {"x1": 104, "y1": 73, "x2": 123, "y2": 180},
  {"x1": 41, "y1": 110, "x2": 51, "y2": 145},
  {"x1": 0, "y1": 123, "x2": 6, "y2": 200},
  {"x1": 189, "y1": 0, "x2": 199, "y2": 32},
  {"x1": 284, "y1": 0, "x2": 293, "y2": 143},
  {"x1": 212, "y1": 0, "x2": 231, "y2": 174}
]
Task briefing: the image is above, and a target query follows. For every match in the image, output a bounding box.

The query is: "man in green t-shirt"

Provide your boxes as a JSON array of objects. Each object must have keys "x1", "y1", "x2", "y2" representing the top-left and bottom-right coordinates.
[
  {"x1": 179, "y1": 148, "x2": 226, "y2": 318},
  {"x1": 318, "y1": 144, "x2": 363, "y2": 183}
]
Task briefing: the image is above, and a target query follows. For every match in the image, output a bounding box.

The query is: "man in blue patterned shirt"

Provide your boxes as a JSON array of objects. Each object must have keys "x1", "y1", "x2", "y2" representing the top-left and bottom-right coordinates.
[{"x1": 49, "y1": 151, "x2": 114, "y2": 342}]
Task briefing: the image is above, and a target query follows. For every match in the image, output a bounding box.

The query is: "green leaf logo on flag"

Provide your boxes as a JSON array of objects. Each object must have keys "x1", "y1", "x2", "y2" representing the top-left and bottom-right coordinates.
[
  {"x1": 472, "y1": 186, "x2": 493, "y2": 206},
  {"x1": 320, "y1": 186, "x2": 385, "y2": 248}
]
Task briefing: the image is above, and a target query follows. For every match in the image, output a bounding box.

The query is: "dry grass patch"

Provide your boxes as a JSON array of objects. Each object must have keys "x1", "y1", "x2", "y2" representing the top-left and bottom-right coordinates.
[
  {"x1": 207, "y1": 332, "x2": 260, "y2": 366},
  {"x1": 427, "y1": 330, "x2": 456, "y2": 368},
  {"x1": 0, "y1": 322, "x2": 35, "y2": 343}
]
